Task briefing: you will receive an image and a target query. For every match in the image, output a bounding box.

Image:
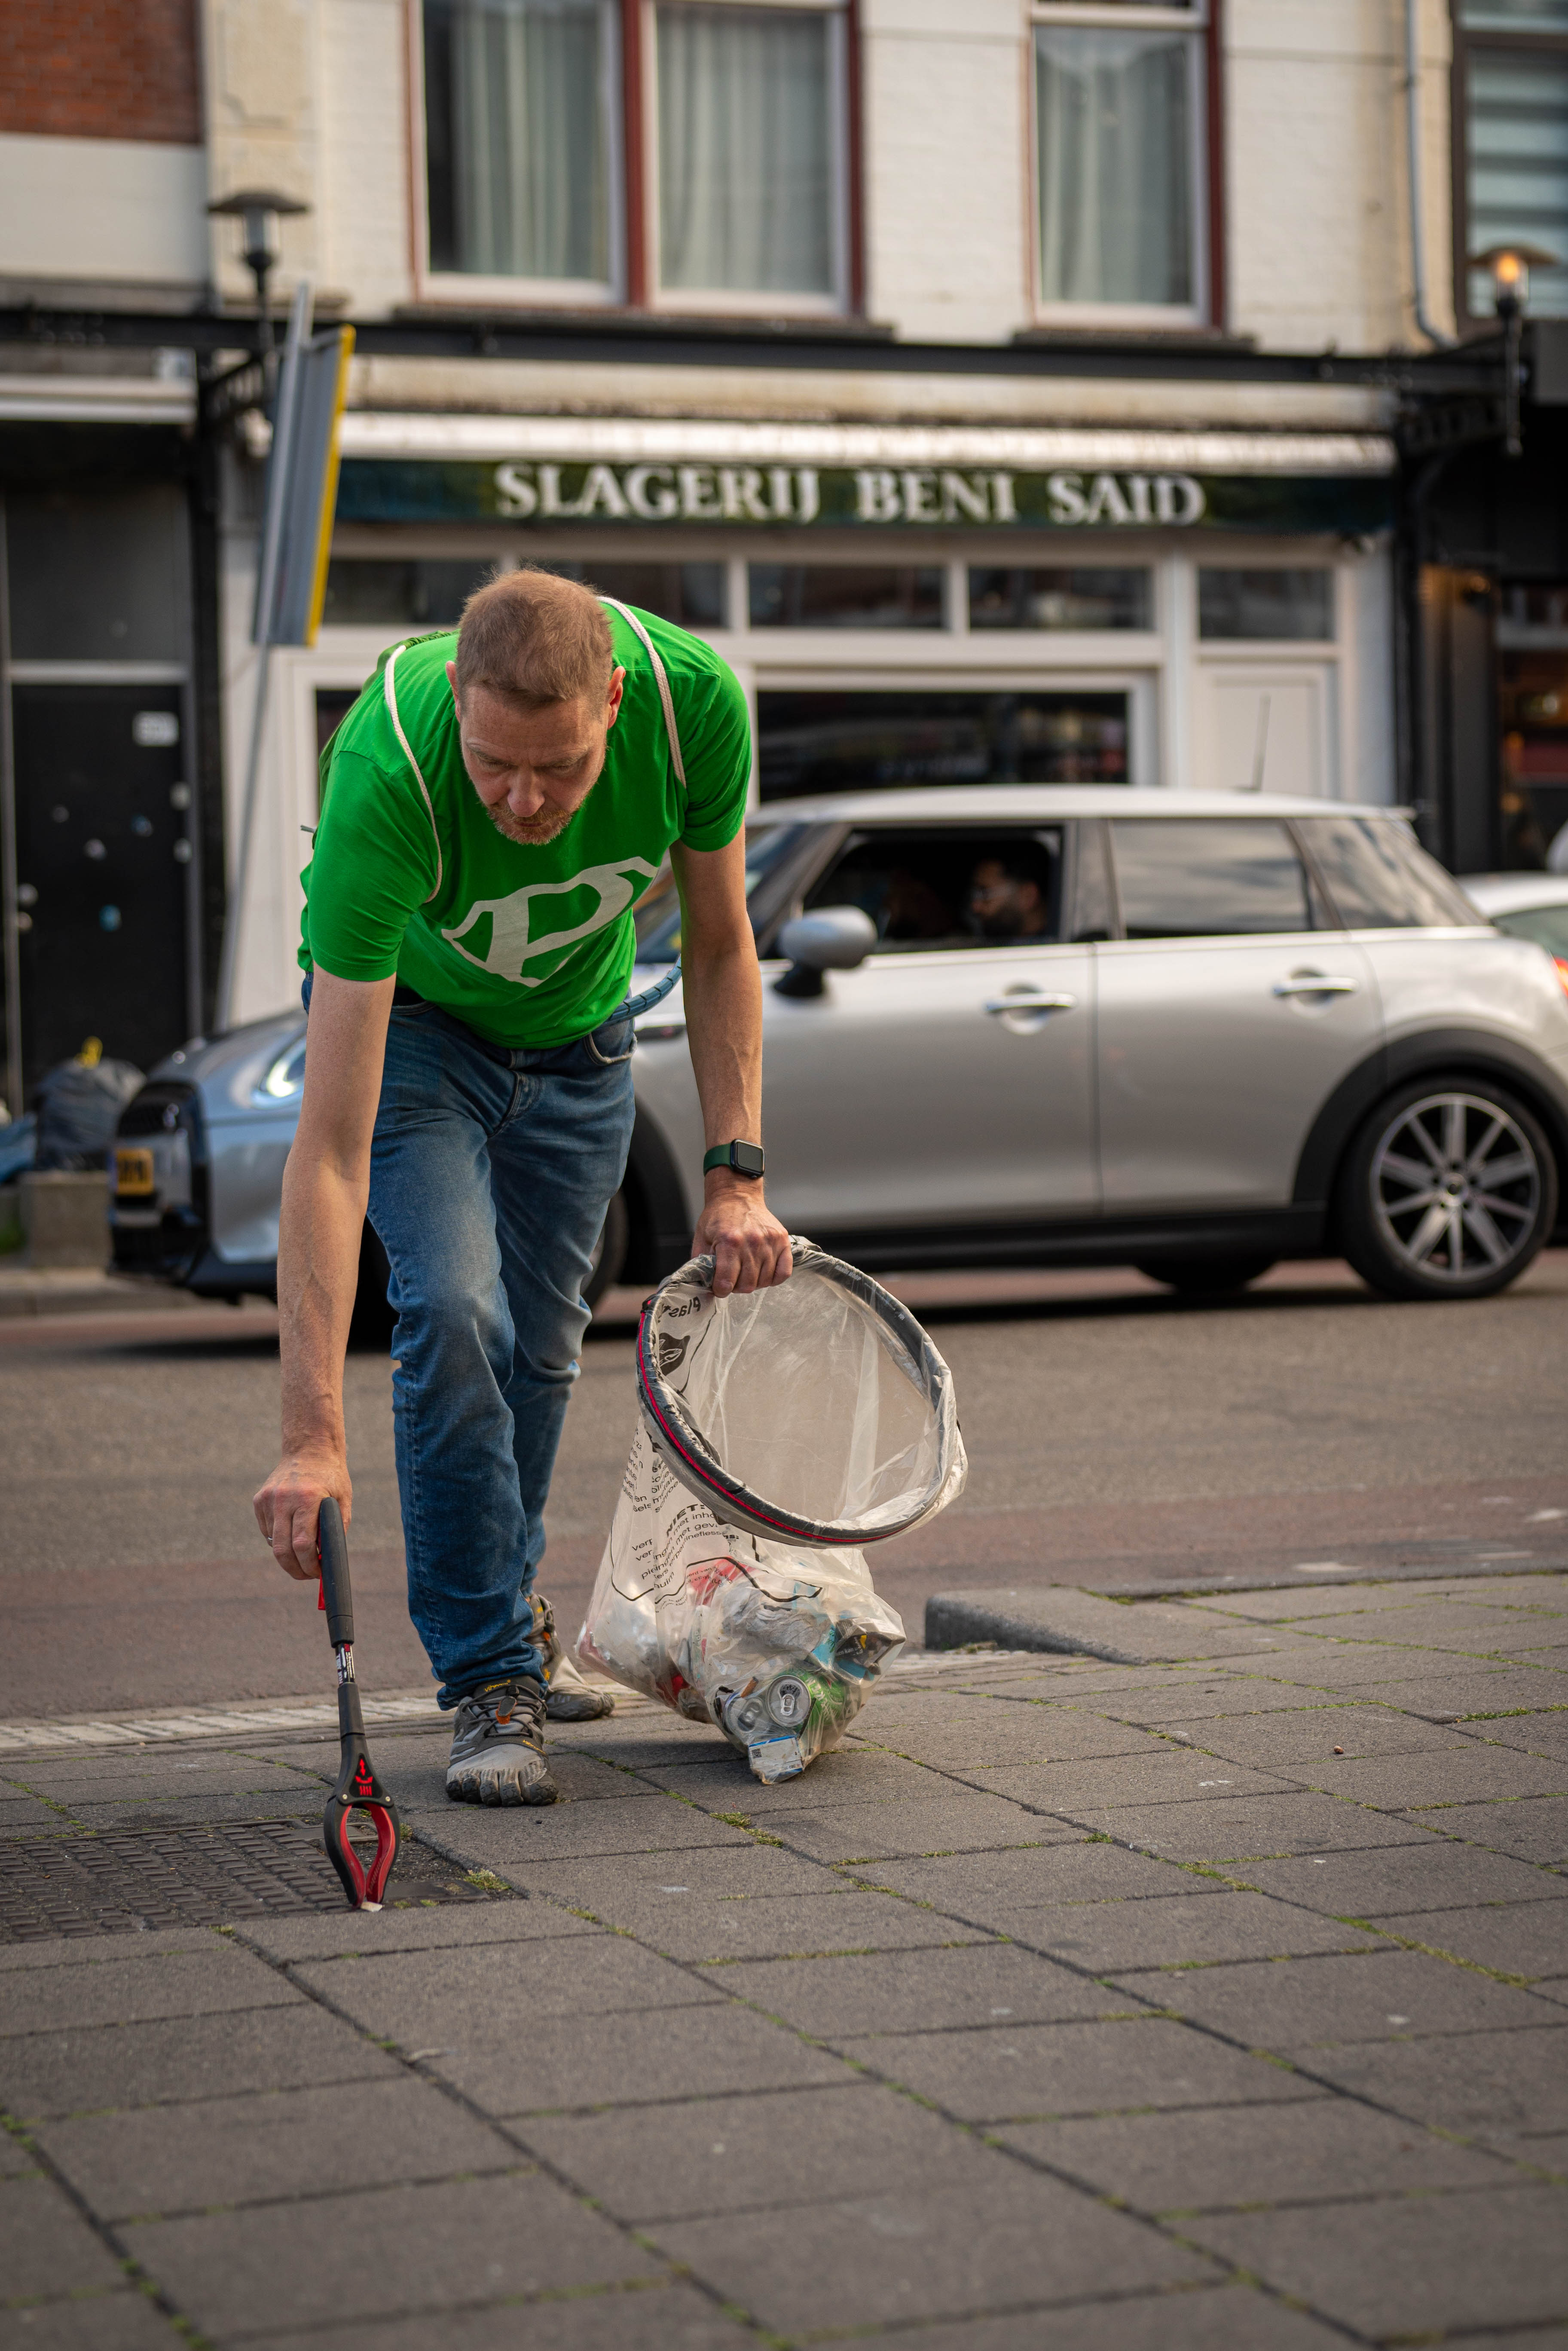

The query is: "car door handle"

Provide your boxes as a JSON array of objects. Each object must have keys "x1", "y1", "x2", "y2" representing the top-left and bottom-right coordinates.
[
  {"x1": 1272, "y1": 975, "x2": 1359, "y2": 997},
  {"x1": 983, "y1": 991, "x2": 1078, "y2": 1016}
]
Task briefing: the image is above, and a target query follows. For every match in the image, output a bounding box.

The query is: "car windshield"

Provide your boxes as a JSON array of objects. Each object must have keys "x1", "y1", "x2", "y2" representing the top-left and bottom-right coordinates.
[
  {"x1": 633, "y1": 823, "x2": 805, "y2": 962},
  {"x1": 1489, "y1": 901, "x2": 1568, "y2": 958}
]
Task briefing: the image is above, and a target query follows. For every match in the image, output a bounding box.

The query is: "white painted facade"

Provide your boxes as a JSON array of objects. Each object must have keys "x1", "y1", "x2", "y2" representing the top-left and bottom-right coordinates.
[{"x1": 0, "y1": 0, "x2": 1449, "y2": 1026}]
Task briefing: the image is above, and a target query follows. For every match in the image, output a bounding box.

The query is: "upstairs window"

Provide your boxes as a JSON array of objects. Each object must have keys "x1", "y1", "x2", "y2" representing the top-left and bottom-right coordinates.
[
  {"x1": 424, "y1": 0, "x2": 619, "y2": 296},
  {"x1": 656, "y1": 5, "x2": 846, "y2": 306},
  {"x1": 419, "y1": 0, "x2": 850, "y2": 311},
  {"x1": 1031, "y1": 3, "x2": 1211, "y2": 324},
  {"x1": 1455, "y1": 2, "x2": 1568, "y2": 325}
]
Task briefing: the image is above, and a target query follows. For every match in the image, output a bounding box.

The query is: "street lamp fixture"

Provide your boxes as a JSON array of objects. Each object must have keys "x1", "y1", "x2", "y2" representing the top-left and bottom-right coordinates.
[
  {"x1": 1471, "y1": 242, "x2": 1561, "y2": 457},
  {"x1": 207, "y1": 188, "x2": 310, "y2": 350}
]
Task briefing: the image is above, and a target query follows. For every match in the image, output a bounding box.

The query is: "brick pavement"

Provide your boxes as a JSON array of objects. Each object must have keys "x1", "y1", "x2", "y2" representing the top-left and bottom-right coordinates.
[{"x1": 1, "y1": 1573, "x2": 1565, "y2": 2347}]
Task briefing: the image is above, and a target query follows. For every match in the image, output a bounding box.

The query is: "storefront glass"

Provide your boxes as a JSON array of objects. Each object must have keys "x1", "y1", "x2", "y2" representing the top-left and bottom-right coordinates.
[
  {"x1": 1496, "y1": 583, "x2": 1568, "y2": 863},
  {"x1": 1198, "y1": 568, "x2": 1333, "y2": 641},
  {"x1": 969, "y1": 566, "x2": 1152, "y2": 629},
  {"x1": 749, "y1": 566, "x2": 943, "y2": 629},
  {"x1": 757, "y1": 689, "x2": 1131, "y2": 799}
]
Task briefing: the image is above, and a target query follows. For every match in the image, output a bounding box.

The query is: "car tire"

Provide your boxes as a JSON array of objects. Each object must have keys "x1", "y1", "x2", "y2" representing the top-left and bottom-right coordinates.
[
  {"x1": 583, "y1": 1186, "x2": 630, "y2": 1312},
  {"x1": 1335, "y1": 1075, "x2": 1558, "y2": 1301},
  {"x1": 1134, "y1": 1254, "x2": 1278, "y2": 1295}
]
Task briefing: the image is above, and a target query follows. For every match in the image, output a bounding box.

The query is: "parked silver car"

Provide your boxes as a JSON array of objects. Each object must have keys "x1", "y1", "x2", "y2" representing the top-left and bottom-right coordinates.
[
  {"x1": 1460, "y1": 870, "x2": 1568, "y2": 969},
  {"x1": 111, "y1": 789, "x2": 1568, "y2": 1312}
]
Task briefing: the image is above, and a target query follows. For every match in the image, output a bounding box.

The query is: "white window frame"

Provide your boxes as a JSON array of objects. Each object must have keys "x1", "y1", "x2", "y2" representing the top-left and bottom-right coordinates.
[
  {"x1": 1029, "y1": 0, "x2": 1210, "y2": 331},
  {"x1": 643, "y1": 0, "x2": 852, "y2": 318},
  {"x1": 408, "y1": 0, "x2": 627, "y2": 310}
]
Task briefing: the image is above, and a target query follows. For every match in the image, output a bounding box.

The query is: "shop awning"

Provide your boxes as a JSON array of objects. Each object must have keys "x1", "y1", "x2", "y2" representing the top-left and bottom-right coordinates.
[{"x1": 336, "y1": 413, "x2": 1395, "y2": 475}]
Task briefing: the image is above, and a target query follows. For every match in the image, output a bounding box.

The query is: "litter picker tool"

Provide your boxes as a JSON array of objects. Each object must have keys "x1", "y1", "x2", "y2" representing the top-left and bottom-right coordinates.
[{"x1": 316, "y1": 1498, "x2": 400, "y2": 1909}]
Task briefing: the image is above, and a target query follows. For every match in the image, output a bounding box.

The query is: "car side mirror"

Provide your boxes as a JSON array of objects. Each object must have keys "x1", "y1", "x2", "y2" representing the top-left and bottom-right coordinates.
[{"x1": 773, "y1": 906, "x2": 878, "y2": 998}]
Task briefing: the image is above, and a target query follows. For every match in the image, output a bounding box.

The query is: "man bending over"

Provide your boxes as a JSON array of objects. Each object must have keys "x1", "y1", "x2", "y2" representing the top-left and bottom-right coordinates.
[{"x1": 255, "y1": 570, "x2": 790, "y2": 1803}]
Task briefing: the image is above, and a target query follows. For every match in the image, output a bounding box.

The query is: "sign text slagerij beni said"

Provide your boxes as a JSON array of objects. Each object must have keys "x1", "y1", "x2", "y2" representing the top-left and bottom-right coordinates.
[{"x1": 335, "y1": 458, "x2": 1393, "y2": 536}]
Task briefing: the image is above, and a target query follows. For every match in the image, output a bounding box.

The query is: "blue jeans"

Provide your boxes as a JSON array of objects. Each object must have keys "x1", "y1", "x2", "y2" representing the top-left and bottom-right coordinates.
[{"x1": 303, "y1": 977, "x2": 636, "y2": 1705}]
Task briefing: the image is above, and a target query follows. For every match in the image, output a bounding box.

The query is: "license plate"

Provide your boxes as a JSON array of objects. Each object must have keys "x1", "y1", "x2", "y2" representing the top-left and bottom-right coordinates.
[{"x1": 116, "y1": 1147, "x2": 155, "y2": 1198}]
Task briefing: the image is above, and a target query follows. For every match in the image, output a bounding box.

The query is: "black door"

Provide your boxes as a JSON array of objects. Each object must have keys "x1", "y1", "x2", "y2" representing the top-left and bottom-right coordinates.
[{"x1": 12, "y1": 684, "x2": 190, "y2": 1085}]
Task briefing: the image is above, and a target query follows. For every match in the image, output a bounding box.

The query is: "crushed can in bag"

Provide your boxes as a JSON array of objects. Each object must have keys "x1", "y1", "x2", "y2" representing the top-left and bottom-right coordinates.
[{"x1": 578, "y1": 1241, "x2": 966, "y2": 1782}]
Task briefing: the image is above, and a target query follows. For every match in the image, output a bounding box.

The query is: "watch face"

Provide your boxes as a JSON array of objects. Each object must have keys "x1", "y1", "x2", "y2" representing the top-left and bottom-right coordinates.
[{"x1": 731, "y1": 1142, "x2": 766, "y2": 1178}]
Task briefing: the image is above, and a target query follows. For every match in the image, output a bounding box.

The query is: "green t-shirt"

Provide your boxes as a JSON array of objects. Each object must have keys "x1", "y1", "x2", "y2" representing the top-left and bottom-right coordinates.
[{"x1": 299, "y1": 604, "x2": 750, "y2": 1047}]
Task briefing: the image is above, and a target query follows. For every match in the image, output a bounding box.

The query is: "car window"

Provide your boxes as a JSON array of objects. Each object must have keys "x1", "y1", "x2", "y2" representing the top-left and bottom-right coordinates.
[
  {"x1": 1110, "y1": 820, "x2": 1323, "y2": 940},
  {"x1": 1489, "y1": 902, "x2": 1568, "y2": 957},
  {"x1": 1298, "y1": 817, "x2": 1478, "y2": 928},
  {"x1": 633, "y1": 823, "x2": 807, "y2": 962},
  {"x1": 802, "y1": 827, "x2": 1066, "y2": 951}
]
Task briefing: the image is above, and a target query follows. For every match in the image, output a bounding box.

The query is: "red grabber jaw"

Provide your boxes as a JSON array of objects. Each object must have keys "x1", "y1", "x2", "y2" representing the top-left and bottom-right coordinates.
[{"x1": 317, "y1": 1499, "x2": 401, "y2": 1911}]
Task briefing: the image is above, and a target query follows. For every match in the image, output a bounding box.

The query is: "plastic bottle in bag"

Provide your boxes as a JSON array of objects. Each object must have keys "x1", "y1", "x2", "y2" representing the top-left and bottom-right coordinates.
[{"x1": 579, "y1": 1243, "x2": 966, "y2": 1782}]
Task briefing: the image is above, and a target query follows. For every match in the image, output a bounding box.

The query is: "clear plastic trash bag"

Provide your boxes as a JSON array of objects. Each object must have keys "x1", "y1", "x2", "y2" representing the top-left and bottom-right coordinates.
[{"x1": 578, "y1": 1242, "x2": 966, "y2": 1782}]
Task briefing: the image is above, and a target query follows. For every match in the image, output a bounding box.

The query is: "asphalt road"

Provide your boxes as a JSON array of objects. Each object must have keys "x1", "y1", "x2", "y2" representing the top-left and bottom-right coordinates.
[{"x1": 3, "y1": 1253, "x2": 1565, "y2": 1719}]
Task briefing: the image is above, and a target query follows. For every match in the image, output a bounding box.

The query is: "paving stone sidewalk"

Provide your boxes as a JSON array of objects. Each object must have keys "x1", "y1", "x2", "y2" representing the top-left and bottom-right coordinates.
[{"x1": 1, "y1": 1573, "x2": 1565, "y2": 2348}]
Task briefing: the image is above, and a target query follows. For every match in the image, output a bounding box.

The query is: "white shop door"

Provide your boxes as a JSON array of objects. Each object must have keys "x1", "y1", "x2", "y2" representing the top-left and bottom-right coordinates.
[{"x1": 1199, "y1": 667, "x2": 1334, "y2": 798}]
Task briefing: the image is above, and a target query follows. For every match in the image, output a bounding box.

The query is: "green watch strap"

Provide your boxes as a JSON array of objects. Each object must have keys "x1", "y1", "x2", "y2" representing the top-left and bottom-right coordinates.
[{"x1": 703, "y1": 1141, "x2": 766, "y2": 1179}]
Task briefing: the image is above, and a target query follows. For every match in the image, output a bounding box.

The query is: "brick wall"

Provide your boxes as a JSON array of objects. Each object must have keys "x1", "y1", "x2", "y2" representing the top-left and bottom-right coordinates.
[{"x1": 0, "y1": 0, "x2": 202, "y2": 144}]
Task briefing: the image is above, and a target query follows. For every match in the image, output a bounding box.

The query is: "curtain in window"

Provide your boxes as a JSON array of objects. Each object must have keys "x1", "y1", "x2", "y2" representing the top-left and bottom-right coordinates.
[
  {"x1": 1035, "y1": 28, "x2": 1195, "y2": 308},
  {"x1": 429, "y1": 0, "x2": 607, "y2": 281},
  {"x1": 657, "y1": 6, "x2": 834, "y2": 295},
  {"x1": 1468, "y1": 49, "x2": 1568, "y2": 316}
]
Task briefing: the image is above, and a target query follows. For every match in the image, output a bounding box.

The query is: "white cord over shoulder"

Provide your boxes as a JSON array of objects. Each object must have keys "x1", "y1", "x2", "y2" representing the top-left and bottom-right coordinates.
[
  {"x1": 599, "y1": 597, "x2": 687, "y2": 786},
  {"x1": 382, "y1": 644, "x2": 443, "y2": 901}
]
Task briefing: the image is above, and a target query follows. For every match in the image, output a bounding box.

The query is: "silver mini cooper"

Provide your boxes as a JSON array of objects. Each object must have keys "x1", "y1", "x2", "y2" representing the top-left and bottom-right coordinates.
[{"x1": 111, "y1": 790, "x2": 1568, "y2": 1312}]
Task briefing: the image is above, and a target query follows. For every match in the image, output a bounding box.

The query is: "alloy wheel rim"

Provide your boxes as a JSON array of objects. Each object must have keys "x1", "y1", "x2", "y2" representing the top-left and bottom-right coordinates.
[{"x1": 1371, "y1": 1091, "x2": 1540, "y2": 1283}]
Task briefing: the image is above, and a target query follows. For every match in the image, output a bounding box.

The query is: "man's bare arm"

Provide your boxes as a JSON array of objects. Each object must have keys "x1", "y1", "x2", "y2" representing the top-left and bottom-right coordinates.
[
  {"x1": 253, "y1": 970, "x2": 395, "y2": 1577},
  {"x1": 673, "y1": 834, "x2": 792, "y2": 1298}
]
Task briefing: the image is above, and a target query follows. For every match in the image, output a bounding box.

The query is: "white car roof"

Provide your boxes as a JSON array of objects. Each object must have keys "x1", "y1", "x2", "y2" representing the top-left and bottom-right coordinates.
[
  {"x1": 751, "y1": 787, "x2": 1405, "y2": 827},
  {"x1": 1458, "y1": 872, "x2": 1568, "y2": 916}
]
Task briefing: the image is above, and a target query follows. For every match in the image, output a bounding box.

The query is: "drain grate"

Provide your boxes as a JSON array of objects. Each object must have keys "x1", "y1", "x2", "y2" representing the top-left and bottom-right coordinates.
[{"x1": 0, "y1": 1818, "x2": 510, "y2": 1941}]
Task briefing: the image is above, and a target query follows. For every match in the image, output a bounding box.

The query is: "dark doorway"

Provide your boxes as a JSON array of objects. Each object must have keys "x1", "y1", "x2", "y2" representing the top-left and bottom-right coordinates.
[
  {"x1": 755, "y1": 689, "x2": 1131, "y2": 801},
  {"x1": 12, "y1": 685, "x2": 190, "y2": 1084}
]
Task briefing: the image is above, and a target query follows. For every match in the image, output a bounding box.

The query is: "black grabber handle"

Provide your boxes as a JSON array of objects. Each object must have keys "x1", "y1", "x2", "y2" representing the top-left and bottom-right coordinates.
[
  {"x1": 318, "y1": 1497, "x2": 355, "y2": 1650},
  {"x1": 314, "y1": 1497, "x2": 400, "y2": 1911}
]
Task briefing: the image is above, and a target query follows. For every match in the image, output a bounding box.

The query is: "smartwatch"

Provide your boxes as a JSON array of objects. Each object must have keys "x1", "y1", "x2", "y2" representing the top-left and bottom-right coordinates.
[{"x1": 703, "y1": 1141, "x2": 766, "y2": 1179}]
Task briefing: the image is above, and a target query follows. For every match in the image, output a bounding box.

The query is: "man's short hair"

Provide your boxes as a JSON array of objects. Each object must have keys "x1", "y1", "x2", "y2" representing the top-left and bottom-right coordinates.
[{"x1": 454, "y1": 568, "x2": 616, "y2": 708}]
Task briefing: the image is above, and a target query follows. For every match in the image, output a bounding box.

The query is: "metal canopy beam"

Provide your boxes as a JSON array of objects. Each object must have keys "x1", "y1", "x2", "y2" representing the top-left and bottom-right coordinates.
[{"x1": 0, "y1": 304, "x2": 1512, "y2": 395}]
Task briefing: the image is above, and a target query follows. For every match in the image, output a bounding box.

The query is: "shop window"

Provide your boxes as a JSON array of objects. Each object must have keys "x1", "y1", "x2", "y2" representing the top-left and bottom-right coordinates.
[
  {"x1": 969, "y1": 567, "x2": 1152, "y2": 631},
  {"x1": 533, "y1": 558, "x2": 727, "y2": 627},
  {"x1": 1111, "y1": 819, "x2": 1323, "y2": 939},
  {"x1": 322, "y1": 558, "x2": 500, "y2": 629},
  {"x1": 1032, "y1": 3, "x2": 1210, "y2": 322},
  {"x1": 803, "y1": 827, "x2": 1067, "y2": 953},
  {"x1": 656, "y1": 5, "x2": 844, "y2": 303},
  {"x1": 750, "y1": 566, "x2": 943, "y2": 630},
  {"x1": 1198, "y1": 569, "x2": 1334, "y2": 643},
  {"x1": 423, "y1": 0, "x2": 617, "y2": 291},
  {"x1": 1297, "y1": 818, "x2": 1479, "y2": 929},
  {"x1": 1455, "y1": 3, "x2": 1568, "y2": 325},
  {"x1": 1494, "y1": 583, "x2": 1568, "y2": 863},
  {"x1": 757, "y1": 689, "x2": 1130, "y2": 799},
  {"x1": 420, "y1": 0, "x2": 850, "y2": 310}
]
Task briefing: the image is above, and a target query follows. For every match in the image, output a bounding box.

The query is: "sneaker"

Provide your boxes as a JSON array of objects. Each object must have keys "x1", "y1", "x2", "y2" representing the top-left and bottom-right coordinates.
[
  {"x1": 445, "y1": 1677, "x2": 558, "y2": 1806},
  {"x1": 531, "y1": 1594, "x2": 616, "y2": 1722}
]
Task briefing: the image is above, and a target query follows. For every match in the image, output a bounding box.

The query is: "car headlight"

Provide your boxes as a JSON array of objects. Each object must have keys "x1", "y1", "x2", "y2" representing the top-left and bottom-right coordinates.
[{"x1": 258, "y1": 1040, "x2": 307, "y2": 1101}]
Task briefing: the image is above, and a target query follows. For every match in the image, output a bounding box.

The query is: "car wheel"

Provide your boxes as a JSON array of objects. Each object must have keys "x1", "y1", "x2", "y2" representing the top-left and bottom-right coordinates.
[
  {"x1": 1336, "y1": 1077, "x2": 1558, "y2": 1301},
  {"x1": 583, "y1": 1187, "x2": 630, "y2": 1312},
  {"x1": 1134, "y1": 1254, "x2": 1278, "y2": 1295}
]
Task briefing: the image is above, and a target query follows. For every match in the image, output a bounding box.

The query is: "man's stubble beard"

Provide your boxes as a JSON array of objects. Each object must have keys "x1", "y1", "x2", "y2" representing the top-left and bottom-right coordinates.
[
  {"x1": 482, "y1": 767, "x2": 601, "y2": 847},
  {"x1": 486, "y1": 802, "x2": 574, "y2": 845}
]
